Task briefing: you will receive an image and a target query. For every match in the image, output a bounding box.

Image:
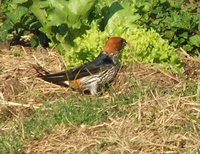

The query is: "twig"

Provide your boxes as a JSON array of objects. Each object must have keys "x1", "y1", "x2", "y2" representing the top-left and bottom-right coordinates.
[
  {"x1": 130, "y1": 94, "x2": 197, "y2": 106},
  {"x1": 179, "y1": 47, "x2": 194, "y2": 60},
  {"x1": 21, "y1": 46, "x2": 27, "y2": 55},
  {"x1": 192, "y1": 107, "x2": 200, "y2": 113},
  {"x1": 0, "y1": 100, "x2": 42, "y2": 109},
  {"x1": 157, "y1": 68, "x2": 180, "y2": 83},
  {"x1": 0, "y1": 92, "x2": 4, "y2": 100}
]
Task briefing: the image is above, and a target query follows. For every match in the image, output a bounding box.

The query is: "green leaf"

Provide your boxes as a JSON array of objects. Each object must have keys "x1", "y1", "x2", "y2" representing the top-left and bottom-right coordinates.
[
  {"x1": 6, "y1": 6, "x2": 28, "y2": 24},
  {"x1": 169, "y1": 11, "x2": 191, "y2": 30},
  {"x1": 183, "y1": 44, "x2": 193, "y2": 52},
  {"x1": 179, "y1": 32, "x2": 188, "y2": 39},
  {"x1": 100, "y1": 2, "x2": 123, "y2": 30},
  {"x1": 105, "y1": 6, "x2": 140, "y2": 35},
  {"x1": 0, "y1": 20, "x2": 14, "y2": 41},
  {"x1": 189, "y1": 35, "x2": 200, "y2": 47},
  {"x1": 27, "y1": 0, "x2": 97, "y2": 49},
  {"x1": 29, "y1": 0, "x2": 97, "y2": 28},
  {"x1": 13, "y1": 0, "x2": 28, "y2": 4},
  {"x1": 30, "y1": 36, "x2": 39, "y2": 47},
  {"x1": 167, "y1": 0, "x2": 184, "y2": 8}
]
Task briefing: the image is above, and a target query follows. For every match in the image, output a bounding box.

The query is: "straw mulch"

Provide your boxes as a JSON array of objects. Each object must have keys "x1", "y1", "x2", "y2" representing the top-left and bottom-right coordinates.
[{"x1": 1, "y1": 45, "x2": 200, "y2": 153}]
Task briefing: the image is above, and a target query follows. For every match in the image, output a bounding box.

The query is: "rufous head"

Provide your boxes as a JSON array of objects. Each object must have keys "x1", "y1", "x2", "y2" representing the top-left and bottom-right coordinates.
[{"x1": 103, "y1": 37, "x2": 127, "y2": 55}]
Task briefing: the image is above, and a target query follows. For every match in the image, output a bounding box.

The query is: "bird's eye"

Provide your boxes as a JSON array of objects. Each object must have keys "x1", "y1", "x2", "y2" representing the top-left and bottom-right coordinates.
[{"x1": 121, "y1": 39, "x2": 126, "y2": 45}]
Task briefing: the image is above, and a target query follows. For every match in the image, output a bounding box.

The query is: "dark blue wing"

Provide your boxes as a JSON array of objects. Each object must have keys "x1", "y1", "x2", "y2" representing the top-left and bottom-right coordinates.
[{"x1": 39, "y1": 52, "x2": 114, "y2": 84}]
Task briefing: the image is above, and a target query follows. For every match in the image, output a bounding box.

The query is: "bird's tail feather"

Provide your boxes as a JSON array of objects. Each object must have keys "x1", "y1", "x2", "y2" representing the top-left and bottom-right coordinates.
[
  {"x1": 39, "y1": 71, "x2": 69, "y2": 87},
  {"x1": 33, "y1": 64, "x2": 69, "y2": 87}
]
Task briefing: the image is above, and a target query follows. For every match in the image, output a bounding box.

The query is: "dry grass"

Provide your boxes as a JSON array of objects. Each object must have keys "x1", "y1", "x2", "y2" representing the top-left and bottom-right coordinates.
[
  {"x1": 1, "y1": 45, "x2": 200, "y2": 153},
  {"x1": 24, "y1": 96, "x2": 200, "y2": 153},
  {"x1": 0, "y1": 46, "x2": 74, "y2": 118}
]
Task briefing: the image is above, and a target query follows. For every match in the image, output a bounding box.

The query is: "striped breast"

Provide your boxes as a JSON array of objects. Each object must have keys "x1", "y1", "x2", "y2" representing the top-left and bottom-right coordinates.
[{"x1": 79, "y1": 65, "x2": 120, "y2": 91}]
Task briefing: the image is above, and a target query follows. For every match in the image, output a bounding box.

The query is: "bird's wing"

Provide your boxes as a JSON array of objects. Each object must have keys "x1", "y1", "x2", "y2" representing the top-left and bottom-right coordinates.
[{"x1": 39, "y1": 52, "x2": 114, "y2": 84}]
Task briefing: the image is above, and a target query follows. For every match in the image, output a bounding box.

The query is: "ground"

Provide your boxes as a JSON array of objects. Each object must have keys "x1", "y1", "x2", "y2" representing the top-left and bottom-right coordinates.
[{"x1": 0, "y1": 44, "x2": 200, "y2": 153}]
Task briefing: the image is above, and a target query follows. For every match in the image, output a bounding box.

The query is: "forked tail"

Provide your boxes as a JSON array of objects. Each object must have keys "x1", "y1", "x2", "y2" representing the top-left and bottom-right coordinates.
[
  {"x1": 39, "y1": 71, "x2": 68, "y2": 86},
  {"x1": 34, "y1": 64, "x2": 69, "y2": 87}
]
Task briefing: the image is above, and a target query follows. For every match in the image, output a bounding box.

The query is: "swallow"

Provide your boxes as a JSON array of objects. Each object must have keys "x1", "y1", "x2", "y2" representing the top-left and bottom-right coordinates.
[{"x1": 38, "y1": 37, "x2": 127, "y2": 95}]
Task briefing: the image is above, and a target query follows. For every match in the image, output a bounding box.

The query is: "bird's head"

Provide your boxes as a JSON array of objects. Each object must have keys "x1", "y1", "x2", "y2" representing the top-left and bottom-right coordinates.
[{"x1": 103, "y1": 37, "x2": 127, "y2": 56}]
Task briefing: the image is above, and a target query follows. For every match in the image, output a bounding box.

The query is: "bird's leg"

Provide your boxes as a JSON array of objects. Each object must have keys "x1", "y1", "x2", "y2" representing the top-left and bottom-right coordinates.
[{"x1": 89, "y1": 82, "x2": 98, "y2": 95}]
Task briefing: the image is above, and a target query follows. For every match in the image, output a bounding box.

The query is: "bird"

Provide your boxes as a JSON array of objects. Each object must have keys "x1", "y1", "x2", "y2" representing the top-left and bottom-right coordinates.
[{"x1": 38, "y1": 37, "x2": 127, "y2": 95}]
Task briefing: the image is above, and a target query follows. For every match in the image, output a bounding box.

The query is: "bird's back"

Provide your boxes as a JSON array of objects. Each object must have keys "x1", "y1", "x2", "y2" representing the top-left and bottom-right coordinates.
[{"x1": 39, "y1": 52, "x2": 119, "y2": 89}]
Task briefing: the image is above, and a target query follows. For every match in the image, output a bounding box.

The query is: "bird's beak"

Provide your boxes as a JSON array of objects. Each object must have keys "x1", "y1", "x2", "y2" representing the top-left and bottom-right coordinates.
[
  {"x1": 125, "y1": 40, "x2": 129, "y2": 46},
  {"x1": 124, "y1": 40, "x2": 131, "y2": 49}
]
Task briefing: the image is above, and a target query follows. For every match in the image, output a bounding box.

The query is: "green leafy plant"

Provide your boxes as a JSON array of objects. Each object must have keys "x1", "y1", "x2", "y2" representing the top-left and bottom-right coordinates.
[
  {"x1": 0, "y1": 0, "x2": 49, "y2": 46},
  {"x1": 62, "y1": 0, "x2": 183, "y2": 73},
  {"x1": 66, "y1": 24, "x2": 183, "y2": 73},
  {"x1": 134, "y1": 0, "x2": 200, "y2": 54},
  {"x1": 0, "y1": 0, "x2": 28, "y2": 41},
  {"x1": 22, "y1": 0, "x2": 98, "y2": 53},
  {"x1": 3, "y1": 0, "x2": 197, "y2": 73}
]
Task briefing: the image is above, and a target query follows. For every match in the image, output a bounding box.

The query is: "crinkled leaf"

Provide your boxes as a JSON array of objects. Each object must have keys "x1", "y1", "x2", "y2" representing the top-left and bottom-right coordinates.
[
  {"x1": 189, "y1": 35, "x2": 200, "y2": 47},
  {"x1": 169, "y1": 11, "x2": 191, "y2": 30}
]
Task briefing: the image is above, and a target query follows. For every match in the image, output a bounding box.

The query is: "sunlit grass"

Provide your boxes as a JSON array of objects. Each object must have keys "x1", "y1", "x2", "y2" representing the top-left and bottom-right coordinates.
[{"x1": 0, "y1": 75, "x2": 200, "y2": 153}]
